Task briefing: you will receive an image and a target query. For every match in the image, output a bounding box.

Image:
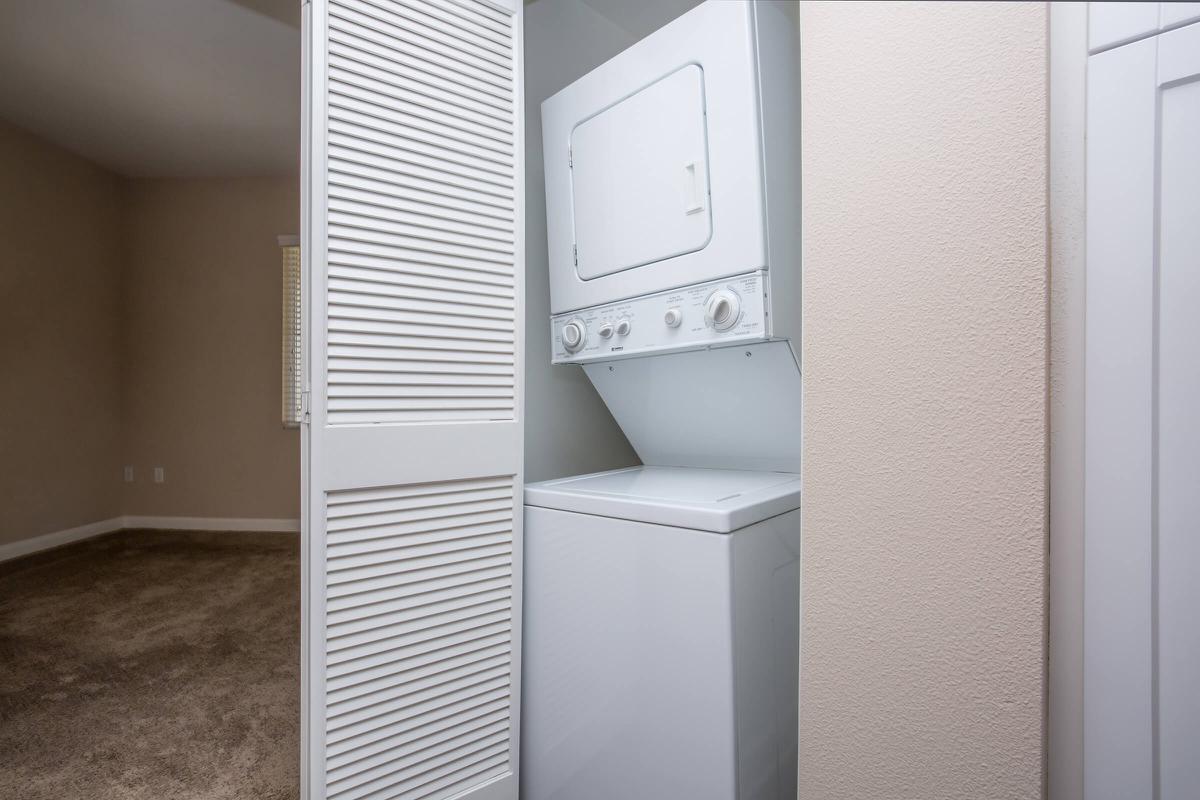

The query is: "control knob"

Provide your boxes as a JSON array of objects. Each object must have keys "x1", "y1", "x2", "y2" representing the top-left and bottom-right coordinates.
[
  {"x1": 704, "y1": 289, "x2": 741, "y2": 331},
  {"x1": 664, "y1": 307, "x2": 682, "y2": 328},
  {"x1": 615, "y1": 318, "x2": 631, "y2": 336},
  {"x1": 561, "y1": 318, "x2": 587, "y2": 352}
]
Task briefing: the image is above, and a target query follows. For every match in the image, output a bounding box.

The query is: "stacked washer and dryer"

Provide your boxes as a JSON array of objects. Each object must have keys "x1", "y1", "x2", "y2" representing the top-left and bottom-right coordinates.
[{"x1": 522, "y1": 3, "x2": 801, "y2": 799}]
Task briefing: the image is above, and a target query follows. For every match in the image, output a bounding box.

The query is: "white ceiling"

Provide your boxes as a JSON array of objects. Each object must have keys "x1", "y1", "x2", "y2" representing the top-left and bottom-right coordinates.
[
  {"x1": 576, "y1": 0, "x2": 703, "y2": 40},
  {"x1": 0, "y1": 0, "x2": 300, "y2": 177}
]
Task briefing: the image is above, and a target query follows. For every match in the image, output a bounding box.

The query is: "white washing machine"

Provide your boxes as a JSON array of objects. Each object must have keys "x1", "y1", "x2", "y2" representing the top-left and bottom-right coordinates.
[{"x1": 521, "y1": 467, "x2": 801, "y2": 800}]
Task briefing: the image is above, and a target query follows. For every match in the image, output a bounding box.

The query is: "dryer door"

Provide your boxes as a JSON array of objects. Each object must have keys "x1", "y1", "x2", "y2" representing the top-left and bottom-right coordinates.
[{"x1": 570, "y1": 65, "x2": 712, "y2": 281}]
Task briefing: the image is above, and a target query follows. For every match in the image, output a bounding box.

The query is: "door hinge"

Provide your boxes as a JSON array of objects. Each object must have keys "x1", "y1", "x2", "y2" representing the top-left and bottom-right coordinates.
[{"x1": 301, "y1": 389, "x2": 311, "y2": 425}]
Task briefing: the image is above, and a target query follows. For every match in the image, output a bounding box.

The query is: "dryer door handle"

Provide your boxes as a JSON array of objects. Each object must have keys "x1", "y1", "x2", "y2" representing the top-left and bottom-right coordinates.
[{"x1": 684, "y1": 161, "x2": 705, "y2": 215}]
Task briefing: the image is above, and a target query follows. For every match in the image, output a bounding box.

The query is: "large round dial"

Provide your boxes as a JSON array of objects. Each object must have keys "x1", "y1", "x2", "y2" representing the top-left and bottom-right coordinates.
[
  {"x1": 704, "y1": 289, "x2": 741, "y2": 331},
  {"x1": 561, "y1": 318, "x2": 587, "y2": 352}
]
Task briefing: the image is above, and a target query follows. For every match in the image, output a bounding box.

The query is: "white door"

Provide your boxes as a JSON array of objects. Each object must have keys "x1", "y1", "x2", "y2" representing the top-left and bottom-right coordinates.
[
  {"x1": 301, "y1": 1, "x2": 524, "y2": 799},
  {"x1": 1085, "y1": 17, "x2": 1200, "y2": 800}
]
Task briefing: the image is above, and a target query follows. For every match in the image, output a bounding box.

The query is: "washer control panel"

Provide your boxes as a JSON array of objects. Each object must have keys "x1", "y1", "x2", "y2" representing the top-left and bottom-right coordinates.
[{"x1": 551, "y1": 272, "x2": 768, "y2": 364}]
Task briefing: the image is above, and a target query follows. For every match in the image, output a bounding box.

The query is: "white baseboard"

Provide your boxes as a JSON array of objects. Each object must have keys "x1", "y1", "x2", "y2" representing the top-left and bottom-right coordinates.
[
  {"x1": 0, "y1": 516, "x2": 301, "y2": 563},
  {"x1": 120, "y1": 516, "x2": 300, "y2": 533},
  {"x1": 0, "y1": 517, "x2": 124, "y2": 563}
]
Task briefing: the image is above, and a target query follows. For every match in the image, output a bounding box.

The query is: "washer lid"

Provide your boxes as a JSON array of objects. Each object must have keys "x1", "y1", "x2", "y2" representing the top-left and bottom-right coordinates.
[{"x1": 524, "y1": 466, "x2": 801, "y2": 533}]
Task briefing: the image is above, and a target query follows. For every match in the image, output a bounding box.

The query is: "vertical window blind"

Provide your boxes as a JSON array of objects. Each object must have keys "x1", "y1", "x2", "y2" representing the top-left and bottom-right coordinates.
[{"x1": 280, "y1": 235, "x2": 302, "y2": 427}]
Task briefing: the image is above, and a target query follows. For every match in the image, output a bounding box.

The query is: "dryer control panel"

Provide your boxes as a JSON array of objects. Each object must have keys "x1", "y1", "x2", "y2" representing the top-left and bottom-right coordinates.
[{"x1": 551, "y1": 272, "x2": 769, "y2": 364}]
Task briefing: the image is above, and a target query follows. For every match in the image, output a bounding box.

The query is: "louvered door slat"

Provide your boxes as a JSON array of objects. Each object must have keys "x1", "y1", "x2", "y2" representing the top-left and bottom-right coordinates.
[
  {"x1": 327, "y1": 660, "x2": 509, "y2": 748},
  {"x1": 329, "y1": 85, "x2": 513, "y2": 163},
  {"x1": 315, "y1": 467, "x2": 518, "y2": 799},
  {"x1": 327, "y1": 344, "x2": 512, "y2": 363},
  {"x1": 329, "y1": 202, "x2": 514, "y2": 247},
  {"x1": 329, "y1": 271, "x2": 514, "y2": 304},
  {"x1": 330, "y1": 612, "x2": 511, "y2": 667},
  {"x1": 330, "y1": 167, "x2": 513, "y2": 223},
  {"x1": 326, "y1": 633, "x2": 512, "y2": 698},
  {"x1": 329, "y1": 48, "x2": 514, "y2": 134},
  {"x1": 328, "y1": 137, "x2": 513, "y2": 205},
  {"x1": 328, "y1": 222, "x2": 513, "y2": 267},
  {"x1": 341, "y1": 0, "x2": 512, "y2": 75},
  {"x1": 329, "y1": 715, "x2": 509, "y2": 797},
  {"x1": 398, "y1": 0, "x2": 511, "y2": 50},
  {"x1": 330, "y1": 279, "x2": 512, "y2": 312},
  {"x1": 392, "y1": 0, "x2": 512, "y2": 55},
  {"x1": 329, "y1": 712, "x2": 508, "y2": 789},
  {"x1": 328, "y1": 30, "x2": 511, "y2": 111},
  {"x1": 329, "y1": 581, "x2": 512, "y2": 631},
  {"x1": 329, "y1": 185, "x2": 513, "y2": 236},
  {"x1": 328, "y1": 477, "x2": 513, "y2": 509},
  {"x1": 328, "y1": 210, "x2": 514, "y2": 256},
  {"x1": 328, "y1": 241, "x2": 513, "y2": 282},
  {"x1": 329, "y1": 335, "x2": 512, "y2": 356},
  {"x1": 329, "y1": 40, "x2": 512, "y2": 123},
  {"x1": 328, "y1": 153, "x2": 514, "y2": 215},
  {"x1": 330, "y1": 5, "x2": 511, "y2": 92},
  {"x1": 329, "y1": 539, "x2": 512, "y2": 584},
  {"x1": 329, "y1": 297, "x2": 513, "y2": 325},
  {"x1": 333, "y1": 681, "x2": 511, "y2": 753},
  {"x1": 329, "y1": 263, "x2": 512, "y2": 296},
  {"x1": 329, "y1": 730, "x2": 509, "y2": 800},
  {"x1": 305, "y1": 0, "x2": 521, "y2": 797},
  {"x1": 329, "y1": 303, "x2": 513, "y2": 332},
  {"x1": 430, "y1": 0, "x2": 509, "y2": 35},
  {"x1": 327, "y1": 135, "x2": 511, "y2": 202},
  {"x1": 327, "y1": 647, "x2": 510, "y2": 712},
  {"x1": 331, "y1": 591, "x2": 511, "y2": 644},
  {"x1": 330, "y1": 270, "x2": 511, "y2": 305},
  {"x1": 328, "y1": 707, "x2": 509, "y2": 787}
]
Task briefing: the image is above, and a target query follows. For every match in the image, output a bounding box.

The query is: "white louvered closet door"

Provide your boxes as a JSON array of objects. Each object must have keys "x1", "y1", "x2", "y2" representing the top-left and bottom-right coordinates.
[{"x1": 301, "y1": 1, "x2": 524, "y2": 799}]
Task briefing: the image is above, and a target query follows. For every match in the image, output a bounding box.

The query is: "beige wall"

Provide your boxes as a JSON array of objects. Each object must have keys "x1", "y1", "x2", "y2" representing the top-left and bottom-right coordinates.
[
  {"x1": 0, "y1": 120, "x2": 299, "y2": 546},
  {"x1": 0, "y1": 119, "x2": 124, "y2": 546},
  {"x1": 799, "y1": 3, "x2": 1048, "y2": 799},
  {"x1": 121, "y1": 178, "x2": 299, "y2": 519}
]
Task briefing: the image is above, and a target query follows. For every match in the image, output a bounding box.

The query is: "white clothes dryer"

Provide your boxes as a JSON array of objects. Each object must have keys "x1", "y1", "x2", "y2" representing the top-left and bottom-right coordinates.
[{"x1": 542, "y1": 0, "x2": 801, "y2": 367}]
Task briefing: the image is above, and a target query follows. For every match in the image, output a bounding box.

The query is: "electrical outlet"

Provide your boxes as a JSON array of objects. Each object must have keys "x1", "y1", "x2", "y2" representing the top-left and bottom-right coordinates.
[
  {"x1": 153, "y1": 467, "x2": 165, "y2": 484},
  {"x1": 123, "y1": 466, "x2": 134, "y2": 483}
]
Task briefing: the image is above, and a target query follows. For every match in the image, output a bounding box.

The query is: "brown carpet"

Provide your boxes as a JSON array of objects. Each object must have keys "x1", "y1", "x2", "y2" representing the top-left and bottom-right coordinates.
[{"x1": 0, "y1": 530, "x2": 299, "y2": 799}]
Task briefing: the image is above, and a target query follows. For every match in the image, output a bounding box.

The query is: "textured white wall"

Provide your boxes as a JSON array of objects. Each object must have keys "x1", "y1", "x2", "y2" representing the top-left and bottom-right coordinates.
[
  {"x1": 799, "y1": 3, "x2": 1048, "y2": 798},
  {"x1": 523, "y1": 0, "x2": 639, "y2": 482}
]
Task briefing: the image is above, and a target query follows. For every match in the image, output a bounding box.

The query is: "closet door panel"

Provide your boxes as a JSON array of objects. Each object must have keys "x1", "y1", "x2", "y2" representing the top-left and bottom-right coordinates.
[
  {"x1": 1156, "y1": 23, "x2": 1200, "y2": 799},
  {"x1": 1088, "y1": 2, "x2": 1159, "y2": 52},
  {"x1": 1083, "y1": 35, "x2": 1156, "y2": 800},
  {"x1": 1159, "y1": 2, "x2": 1200, "y2": 30},
  {"x1": 303, "y1": 2, "x2": 524, "y2": 799}
]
